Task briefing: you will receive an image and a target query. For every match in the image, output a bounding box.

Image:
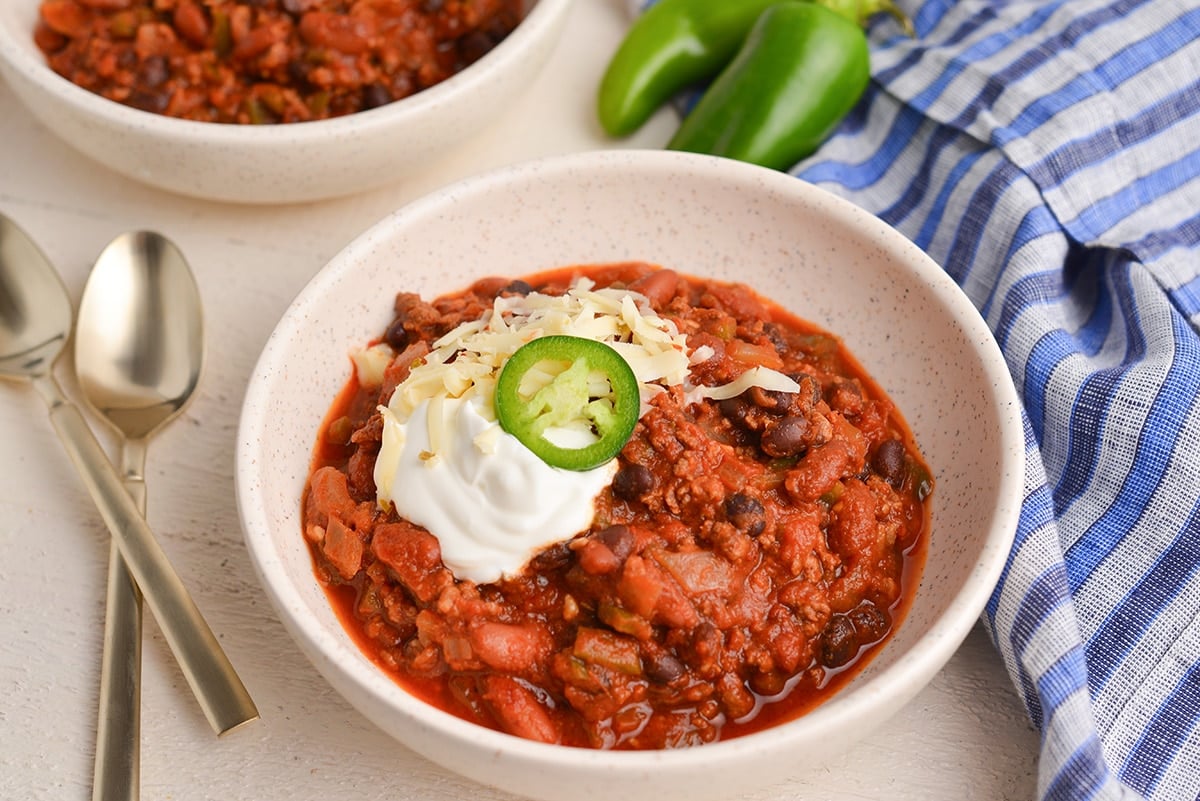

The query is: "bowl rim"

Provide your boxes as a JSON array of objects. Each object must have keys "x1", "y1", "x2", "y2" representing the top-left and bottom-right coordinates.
[
  {"x1": 235, "y1": 149, "x2": 1025, "y2": 769},
  {"x1": 0, "y1": 0, "x2": 570, "y2": 142}
]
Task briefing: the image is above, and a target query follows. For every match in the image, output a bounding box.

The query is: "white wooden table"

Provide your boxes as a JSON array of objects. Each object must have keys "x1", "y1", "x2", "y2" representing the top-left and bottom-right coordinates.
[{"x1": 0, "y1": 1, "x2": 1040, "y2": 798}]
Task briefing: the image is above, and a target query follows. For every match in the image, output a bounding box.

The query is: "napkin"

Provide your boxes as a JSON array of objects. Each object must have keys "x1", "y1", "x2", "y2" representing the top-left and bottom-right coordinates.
[{"x1": 627, "y1": 0, "x2": 1200, "y2": 798}]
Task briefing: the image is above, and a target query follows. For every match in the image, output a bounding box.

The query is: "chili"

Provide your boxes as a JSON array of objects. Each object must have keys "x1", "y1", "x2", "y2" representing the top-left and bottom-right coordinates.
[
  {"x1": 303, "y1": 262, "x2": 933, "y2": 749},
  {"x1": 33, "y1": 0, "x2": 523, "y2": 123},
  {"x1": 495, "y1": 335, "x2": 641, "y2": 472}
]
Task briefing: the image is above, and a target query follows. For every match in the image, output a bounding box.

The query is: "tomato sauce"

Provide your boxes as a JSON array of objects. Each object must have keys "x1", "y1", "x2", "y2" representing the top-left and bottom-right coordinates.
[
  {"x1": 302, "y1": 263, "x2": 932, "y2": 749},
  {"x1": 33, "y1": 0, "x2": 524, "y2": 123}
]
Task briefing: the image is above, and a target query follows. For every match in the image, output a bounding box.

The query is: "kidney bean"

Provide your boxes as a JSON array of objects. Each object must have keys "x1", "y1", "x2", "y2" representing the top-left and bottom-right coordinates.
[
  {"x1": 628, "y1": 268, "x2": 678, "y2": 309},
  {"x1": 79, "y1": 0, "x2": 132, "y2": 9},
  {"x1": 232, "y1": 24, "x2": 277, "y2": 61},
  {"x1": 785, "y1": 439, "x2": 851, "y2": 503},
  {"x1": 33, "y1": 23, "x2": 67, "y2": 52},
  {"x1": 41, "y1": 1, "x2": 91, "y2": 39},
  {"x1": 644, "y1": 652, "x2": 686, "y2": 684},
  {"x1": 298, "y1": 11, "x2": 374, "y2": 55},
  {"x1": 134, "y1": 22, "x2": 176, "y2": 59},
  {"x1": 575, "y1": 539, "x2": 621, "y2": 576},
  {"x1": 172, "y1": 1, "x2": 208, "y2": 47},
  {"x1": 597, "y1": 524, "x2": 635, "y2": 562}
]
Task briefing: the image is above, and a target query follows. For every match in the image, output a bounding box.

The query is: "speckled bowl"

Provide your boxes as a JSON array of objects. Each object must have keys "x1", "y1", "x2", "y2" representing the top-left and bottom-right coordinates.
[
  {"x1": 236, "y1": 150, "x2": 1024, "y2": 801},
  {"x1": 0, "y1": 0, "x2": 570, "y2": 204}
]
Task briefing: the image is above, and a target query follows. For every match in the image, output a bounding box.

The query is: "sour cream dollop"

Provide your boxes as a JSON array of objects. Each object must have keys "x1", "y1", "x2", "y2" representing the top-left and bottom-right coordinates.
[
  {"x1": 364, "y1": 275, "x2": 799, "y2": 584},
  {"x1": 374, "y1": 395, "x2": 616, "y2": 584}
]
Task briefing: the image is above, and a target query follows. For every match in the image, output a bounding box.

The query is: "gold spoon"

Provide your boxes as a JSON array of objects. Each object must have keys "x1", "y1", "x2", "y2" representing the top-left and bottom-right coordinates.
[
  {"x1": 0, "y1": 215, "x2": 258, "y2": 748},
  {"x1": 76, "y1": 232, "x2": 256, "y2": 801}
]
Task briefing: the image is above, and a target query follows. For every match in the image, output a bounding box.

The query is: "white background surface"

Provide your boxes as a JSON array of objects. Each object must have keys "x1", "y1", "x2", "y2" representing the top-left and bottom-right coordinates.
[{"x1": 0, "y1": 1, "x2": 1040, "y2": 798}]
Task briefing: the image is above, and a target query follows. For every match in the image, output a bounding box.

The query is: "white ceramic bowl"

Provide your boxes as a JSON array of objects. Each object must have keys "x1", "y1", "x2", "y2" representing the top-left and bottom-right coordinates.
[
  {"x1": 236, "y1": 150, "x2": 1024, "y2": 801},
  {"x1": 0, "y1": 0, "x2": 570, "y2": 204}
]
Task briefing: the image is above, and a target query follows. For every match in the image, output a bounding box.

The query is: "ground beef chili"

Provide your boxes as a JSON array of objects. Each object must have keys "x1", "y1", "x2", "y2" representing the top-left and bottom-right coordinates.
[
  {"x1": 33, "y1": 0, "x2": 523, "y2": 123},
  {"x1": 303, "y1": 262, "x2": 932, "y2": 749}
]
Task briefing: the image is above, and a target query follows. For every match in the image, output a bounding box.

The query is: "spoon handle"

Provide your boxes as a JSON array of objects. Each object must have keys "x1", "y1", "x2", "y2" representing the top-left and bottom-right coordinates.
[
  {"x1": 35, "y1": 376, "x2": 260, "y2": 735},
  {"x1": 93, "y1": 543, "x2": 141, "y2": 801}
]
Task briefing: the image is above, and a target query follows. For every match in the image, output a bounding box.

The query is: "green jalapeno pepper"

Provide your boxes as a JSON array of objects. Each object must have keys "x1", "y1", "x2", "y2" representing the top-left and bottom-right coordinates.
[
  {"x1": 667, "y1": 2, "x2": 871, "y2": 171},
  {"x1": 597, "y1": 0, "x2": 781, "y2": 138},
  {"x1": 597, "y1": 0, "x2": 910, "y2": 139},
  {"x1": 494, "y1": 335, "x2": 640, "y2": 471}
]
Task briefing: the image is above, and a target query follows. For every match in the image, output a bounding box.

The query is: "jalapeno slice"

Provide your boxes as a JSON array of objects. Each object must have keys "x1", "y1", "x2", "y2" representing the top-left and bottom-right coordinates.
[{"x1": 495, "y1": 335, "x2": 640, "y2": 471}]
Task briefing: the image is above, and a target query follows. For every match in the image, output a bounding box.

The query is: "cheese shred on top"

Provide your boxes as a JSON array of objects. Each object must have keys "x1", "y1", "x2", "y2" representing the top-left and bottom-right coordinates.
[{"x1": 378, "y1": 276, "x2": 799, "y2": 443}]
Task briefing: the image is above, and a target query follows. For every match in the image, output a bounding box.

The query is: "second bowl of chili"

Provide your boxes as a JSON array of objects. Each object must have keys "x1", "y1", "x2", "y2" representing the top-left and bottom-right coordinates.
[
  {"x1": 236, "y1": 149, "x2": 1024, "y2": 800},
  {"x1": 0, "y1": 0, "x2": 571, "y2": 203}
]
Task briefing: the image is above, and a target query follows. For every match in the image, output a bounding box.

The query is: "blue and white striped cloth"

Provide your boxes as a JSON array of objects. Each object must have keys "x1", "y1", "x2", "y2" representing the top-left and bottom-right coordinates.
[{"x1": 631, "y1": 0, "x2": 1200, "y2": 797}]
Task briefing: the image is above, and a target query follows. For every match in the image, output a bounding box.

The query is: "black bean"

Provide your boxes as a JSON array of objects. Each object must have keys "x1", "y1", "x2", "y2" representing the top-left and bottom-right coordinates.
[
  {"x1": 748, "y1": 386, "x2": 793, "y2": 413},
  {"x1": 362, "y1": 83, "x2": 392, "y2": 110},
  {"x1": 612, "y1": 463, "x2": 654, "y2": 501},
  {"x1": 458, "y1": 31, "x2": 497, "y2": 66},
  {"x1": 383, "y1": 316, "x2": 410, "y2": 351},
  {"x1": 723, "y1": 493, "x2": 765, "y2": 537},
  {"x1": 503, "y1": 279, "x2": 533, "y2": 296},
  {"x1": 760, "y1": 416, "x2": 809, "y2": 458},
  {"x1": 827, "y1": 378, "x2": 864, "y2": 416},
  {"x1": 420, "y1": 0, "x2": 444, "y2": 12},
  {"x1": 597, "y1": 524, "x2": 635, "y2": 562},
  {"x1": 717, "y1": 397, "x2": 752, "y2": 428},
  {"x1": 820, "y1": 614, "x2": 858, "y2": 669},
  {"x1": 127, "y1": 90, "x2": 169, "y2": 114},
  {"x1": 796, "y1": 373, "x2": 822, "y2": 407},
  {"x1": 848, "y1": 603, "x2": 891, "y2": 644},
  {"x1": 872, "y1": 439, "x2": 907, "y2": 488},
  {"x1": 644, "y1": 652, "x2": 685, "y2": 684},
  {"x1": 139, "y1": 55, "x2": 168, "y2": 88},
  {"x1": 286, "y1": 59, "x2": 311, "y2": 87},
  {"x1": 281, "y1": 0, "x2": 319, "y2": 14},
  {"x1": 529, "y1": 541, "x2": 572, "y2": 571},
  {"x1": 762, "y1": 322, "x2": 789, "y2": 353}
]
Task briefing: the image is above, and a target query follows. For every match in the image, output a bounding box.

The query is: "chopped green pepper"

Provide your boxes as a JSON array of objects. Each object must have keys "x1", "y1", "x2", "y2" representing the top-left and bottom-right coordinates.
[
  {"x1": 494, "y1": 335, "x2": 640, "y2": 472},
  {"x1": 667, "y1": 2, "x2": 871, "y2": 171}
]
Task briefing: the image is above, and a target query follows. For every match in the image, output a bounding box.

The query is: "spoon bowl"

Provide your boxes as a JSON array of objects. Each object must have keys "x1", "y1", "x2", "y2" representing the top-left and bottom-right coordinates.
[
  {"x1": 76, "y1": 232, "x2": 203, "y2": 440},
  {"x1": 0, "y1": 215, "x2": 71, "y2": 378}
]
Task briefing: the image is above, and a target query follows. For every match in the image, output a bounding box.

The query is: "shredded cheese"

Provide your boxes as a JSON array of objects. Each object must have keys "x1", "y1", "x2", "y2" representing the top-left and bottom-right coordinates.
[{"x1": 379, "y1": 276, "x2": 798, "y2": 469}]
